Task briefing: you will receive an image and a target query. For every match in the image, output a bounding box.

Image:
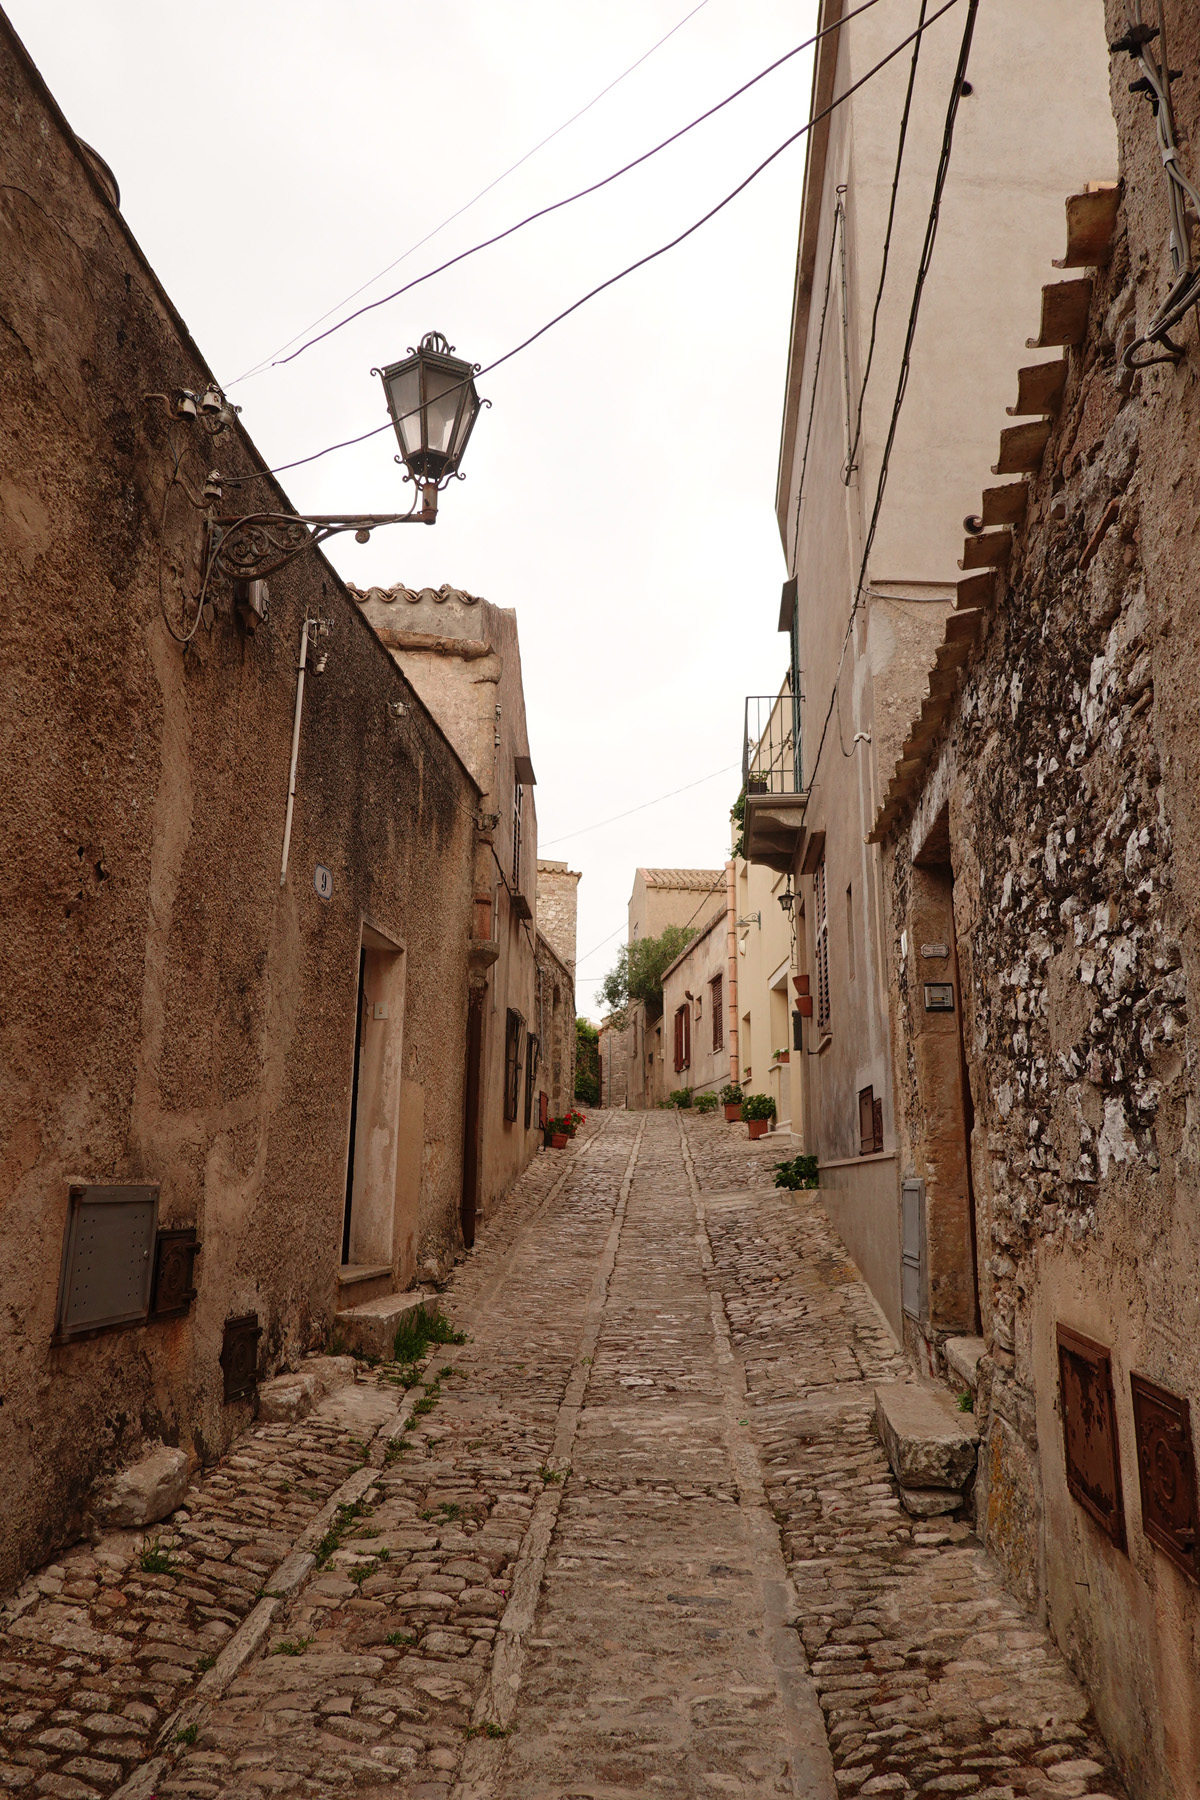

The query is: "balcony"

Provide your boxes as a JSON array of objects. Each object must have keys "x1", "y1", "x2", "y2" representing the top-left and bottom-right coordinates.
[{"x1": 741, "y1": 692, "x2": 807, "y2": 872}]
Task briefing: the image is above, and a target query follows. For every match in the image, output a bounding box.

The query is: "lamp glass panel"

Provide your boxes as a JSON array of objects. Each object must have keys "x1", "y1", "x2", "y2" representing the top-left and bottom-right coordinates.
[
  {"x1": 449, "y1": 377, "x2": 480, "y2": 463},
  {"x1": 385, "y1": 361, "x2": 423, "y2": 460},
  {"x1": 422, "y1": 361, "x2": 465, "y2": 458}
]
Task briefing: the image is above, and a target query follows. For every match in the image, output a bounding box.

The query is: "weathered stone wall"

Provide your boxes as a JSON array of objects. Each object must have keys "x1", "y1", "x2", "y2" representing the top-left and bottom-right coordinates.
[
  {"x1": 0, "y1": 25, "x2": 478, "y2": 1597},
  {"x1": 534, "y1": 931, "x2": 576, "y2": 1121},
  {"x1": 535, "y1": 859, "x2": 580, "y2": 978},
  {"x1": 598, "y1": 1018, "x2": 630, "y2": 1109},
  {"x1": 882, "y1": 10, "x2": 1200, "y2": 1789}
]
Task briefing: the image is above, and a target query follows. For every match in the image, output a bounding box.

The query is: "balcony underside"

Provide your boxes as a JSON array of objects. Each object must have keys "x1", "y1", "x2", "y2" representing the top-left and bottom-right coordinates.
[{"x1": 743, "y1": 791, "x2": 808, "y2": 872}]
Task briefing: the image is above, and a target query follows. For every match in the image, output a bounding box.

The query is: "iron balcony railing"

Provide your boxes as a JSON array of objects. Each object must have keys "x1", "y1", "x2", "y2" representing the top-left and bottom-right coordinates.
[{"x1": 743, "y1": 688, "x2": 802, "y2": 795}]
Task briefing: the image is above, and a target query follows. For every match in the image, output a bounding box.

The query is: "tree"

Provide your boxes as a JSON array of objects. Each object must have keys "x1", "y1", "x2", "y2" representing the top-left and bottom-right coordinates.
[
  {"x1": 574, "y1": 1017, "x2": 599, "y2": 1105},
  {"x1": 599, "y1": 924, "x2": 697, "y2": 1025}
]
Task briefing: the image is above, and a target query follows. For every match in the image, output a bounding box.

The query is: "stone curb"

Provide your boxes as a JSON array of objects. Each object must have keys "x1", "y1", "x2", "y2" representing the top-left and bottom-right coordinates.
[{"x1": 134, "y1": 1388, "x2": 417, "y2": 1778}]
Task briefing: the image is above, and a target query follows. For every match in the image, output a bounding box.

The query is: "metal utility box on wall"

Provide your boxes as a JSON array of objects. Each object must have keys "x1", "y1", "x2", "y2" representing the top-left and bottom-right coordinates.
[
  {"x1": 901, "y1": 1178, "x2": 927, "y2": 1321},
  {"x1": 53, "y1": 1184, "x2": 159, "y2": 1343}
]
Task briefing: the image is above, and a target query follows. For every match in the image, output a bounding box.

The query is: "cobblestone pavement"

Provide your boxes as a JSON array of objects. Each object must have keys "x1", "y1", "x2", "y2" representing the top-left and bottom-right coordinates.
[{"x1": 0, "y1": 1114, "x2": 1125, "y2": 1800}]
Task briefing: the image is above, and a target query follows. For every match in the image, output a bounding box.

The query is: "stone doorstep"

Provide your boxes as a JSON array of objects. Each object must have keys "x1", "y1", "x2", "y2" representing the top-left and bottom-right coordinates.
[
  {"x1": 944, "y1": 1334, "x2": 987, "y2": 1394},
  {"x1": 874, "y1": 1381, "x2": 980, "y2": 1493},
  {"x1": 897, "y1": 1484, "x2": 963, "y2": 1518},
  {"x1": 334, "y1": 1289, "x2": 441, "y2": 1361}
]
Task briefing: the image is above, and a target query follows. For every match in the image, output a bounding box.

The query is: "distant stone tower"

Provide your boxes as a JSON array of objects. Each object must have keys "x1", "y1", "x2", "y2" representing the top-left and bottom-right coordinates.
[{"x1": 536, "y1": 860, "x2": 581, "y2": 978}]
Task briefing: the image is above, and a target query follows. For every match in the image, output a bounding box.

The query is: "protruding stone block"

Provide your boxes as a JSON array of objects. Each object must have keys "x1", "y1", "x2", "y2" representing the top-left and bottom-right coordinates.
[
  {"x1": 945, "y1": 1335, "x2": 987, "y2": 1394},
  {"x1": 875, "y1": 1382, "x2": 979, "y2": 1491},
  {"x1": 335, "y1": 1290, "x2": 440, "y2": 1361},
  {"x1": 898, "y1": 1484, "x2": 962, "y2": 1517},
  {"x1": 256, "y1": 1355, "x2": 357, "y2": 1423},
  {"x1": 95, "y1": 1444, "x2": 189, "y2": 1528}
]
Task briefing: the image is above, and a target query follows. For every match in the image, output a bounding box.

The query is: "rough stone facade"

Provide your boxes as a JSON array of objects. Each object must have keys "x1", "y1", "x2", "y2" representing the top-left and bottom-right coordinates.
[
  {"x1": 535, "y1": 859, "x2": 580, "y2": 979},
  {"x1": 597, "y1": 1017, "x2": 629, "y2": 1109},
  {"x1": 533, "y1": 930, "x2": 576, "y2": 1124},
  {"x1": 0, "y1": 22, "x2": 479, "y2": 1599},
  {"x1": 876, "y1": 13, "x2": 1200, "y2": 1791}
]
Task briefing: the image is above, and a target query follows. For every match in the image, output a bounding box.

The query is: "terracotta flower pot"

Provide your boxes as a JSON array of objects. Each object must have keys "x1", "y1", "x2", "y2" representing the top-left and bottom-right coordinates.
[
  {"x1": 551, "y1": 1132, "x2": 568, "y2": 1149},
  {"x1": 723, "y1": 1103, "x2": 743, "y2": 1122},
  {"x1": 747, "y1": 1119, "x2": 769, "y2": 1139}
]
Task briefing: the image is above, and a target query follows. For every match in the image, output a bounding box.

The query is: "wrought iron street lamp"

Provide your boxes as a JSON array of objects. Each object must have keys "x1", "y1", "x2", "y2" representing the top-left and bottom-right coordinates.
[{"x1": 173, "y1": 331, "x2": 487, "y2": 589}]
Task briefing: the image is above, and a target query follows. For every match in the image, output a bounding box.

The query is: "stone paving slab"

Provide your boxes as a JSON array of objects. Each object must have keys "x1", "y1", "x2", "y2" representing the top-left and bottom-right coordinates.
[{"x1": 0, "y1": 1113, "x2": 1128, "y2": 1800}]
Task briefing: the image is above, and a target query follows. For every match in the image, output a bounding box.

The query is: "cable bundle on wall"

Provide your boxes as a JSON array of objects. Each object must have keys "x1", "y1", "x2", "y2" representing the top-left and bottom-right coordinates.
[{"x1": 1112, "y1": 1, "x2": 1200, "y2": 367}]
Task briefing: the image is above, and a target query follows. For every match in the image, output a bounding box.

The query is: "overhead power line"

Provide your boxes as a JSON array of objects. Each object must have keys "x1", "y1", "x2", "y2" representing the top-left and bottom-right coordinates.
[
  {"x1": 226, "y1": 0, "x2": 960, "y2": 489},
  {"x1": 267, "y1": 0, "x2": 889, "y2": 375},
  {"x1": 228, "y1": 0, "x2": 716, "y2": 386},
  {"x1": 540, "y1": 761, "x2": 739, "y2": 848}
]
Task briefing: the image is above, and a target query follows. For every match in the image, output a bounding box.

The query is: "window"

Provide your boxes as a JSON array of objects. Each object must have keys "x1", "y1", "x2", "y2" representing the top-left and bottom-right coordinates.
[
  {"x1": 504, "y1": 1008, "x2": 524, "y2": 1122},
  {"x1": 673, "y1": 1003, "x2": 691, "y2": 1073},
  {"x1": 524, "y1": 1033, "x2": 539, "y2": 1129},
  {"x1": 512, "y1": 781, "x2": 524, "y2": 889},
  {"x1": 846, "y1": 883, "x2": 856, "y2": 981},
  {"x1": 815, "y1": 856, "x2": 831, "y2": 1032},
  {"x1": 710, "y1": 974, "x2": 724, "y2": 1051},
  {"x1": 859, "y1": 1085, "x2": 884, "y2": 1154}
]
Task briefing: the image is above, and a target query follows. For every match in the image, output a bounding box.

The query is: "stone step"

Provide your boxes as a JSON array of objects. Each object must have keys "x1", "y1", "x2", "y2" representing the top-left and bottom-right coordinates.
[
  {"x1": 874, "y1": 1380, "x2": 980, "y2": 1492},
  {"x1": 334, "y1": 1289, "x2": 440, "y2": 1361},
  {"x1": 256, "y1": 1353, "x2": 358, "y2": 1423}
]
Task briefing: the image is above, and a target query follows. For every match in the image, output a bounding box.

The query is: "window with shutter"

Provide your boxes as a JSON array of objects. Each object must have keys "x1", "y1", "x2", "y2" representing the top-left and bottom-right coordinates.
[
  {"x1": 859, "y1": 1086, "x2": 875, "y2": 1155},
  {"x1": 524, "y1": 1033, "x2": 539, "y2": 1128},
  {"x1": 504, "y1": 1008, "x2": 524, "y2": 1122},
  {"x1": 711, "y1": 975, "x2": 724, "y2": 1051},
  {"x1": 512, "y1": 780, "x2": 524, "y2": 890},
  {"x1": 815, "y1": 857, "x2": 831, "y2": 1031},
  {"x1": 872, "y1": 1095, "x2": 884, "y2": 1152},
  {"x1": 674, "y1": 1004, "x2": 690, "y2": 1073}
]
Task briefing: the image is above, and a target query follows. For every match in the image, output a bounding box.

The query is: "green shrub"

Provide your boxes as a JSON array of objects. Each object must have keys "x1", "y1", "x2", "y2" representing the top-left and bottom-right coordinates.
[
  {"x1": 719, "y1": 1083, "x2": 743, "y2": 1105},
  {"x1": 574, "y1": 1017, "x2": 600, "y2": 1105},
  {"x1": 743, "y1": 1092, "x2": 776, "y2": 1122},
  {"x1": 668, "y1": 1088, "x2": 693, "y2": 1108},
  {"x1": 392, "y1": 1308, "x2": 465, "y2": 1364},
  {"x1": 694, "y1": 1092, "x2": 719, "y2": 1114},
  {"x1": 774, "y1": 1154, "x2": 819, "y2": 1190}
]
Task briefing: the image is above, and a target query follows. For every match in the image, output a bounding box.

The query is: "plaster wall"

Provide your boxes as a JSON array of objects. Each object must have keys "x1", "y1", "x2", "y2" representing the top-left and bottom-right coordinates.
[
  {"x1": 733, "y1": 856, "x2": 798, "y2": 1133},
  {"x1": 660, "y1": 910, "x2": 730, "y2": 1099},
  {"x1": 354, "y1": 584, "x2": 542, "y2": 1217},
  {"x1": 0, "y1": 19, "x2": 478, "y2": 1596},
  {"x1": 627, "y1": 869, "x2": 724, "y2": 943}
]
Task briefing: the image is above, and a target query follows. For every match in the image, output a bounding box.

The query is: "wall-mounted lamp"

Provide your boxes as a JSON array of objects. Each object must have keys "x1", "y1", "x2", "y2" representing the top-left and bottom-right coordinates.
[
  {"x1": 158, "y1": 333, "x2": 488, "y2": 596},
  {"x1": 737, "y1": 912, "x2": 762, "y2": 930},
  {"x1": 778, "y1": 885, "x2": 795, "y2": 916}
]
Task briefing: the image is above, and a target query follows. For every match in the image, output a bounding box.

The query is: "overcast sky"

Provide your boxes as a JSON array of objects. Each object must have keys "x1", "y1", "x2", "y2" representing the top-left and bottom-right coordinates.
[{"x1": 12, "y1": 0, "x2": 816, "y2": 1015}]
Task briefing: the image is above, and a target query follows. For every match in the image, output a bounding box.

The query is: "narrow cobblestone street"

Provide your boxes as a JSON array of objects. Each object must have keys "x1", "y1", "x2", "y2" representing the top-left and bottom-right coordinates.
[{"x1": 1, "y1": 1116, "x2": 1126, "y2": 1800}]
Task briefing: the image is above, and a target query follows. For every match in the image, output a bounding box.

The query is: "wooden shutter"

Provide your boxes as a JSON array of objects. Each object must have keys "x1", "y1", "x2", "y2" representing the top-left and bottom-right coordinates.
[
  {"x1": 504, "y1": 1009, "x2": 524, "y2": 1122},
  {"x1": 711, "y1": 975, "x2": 723, "y2": 1051},
  {"x1": 683, "y1": 1004, "x2": 691, "y2": 1069},
  {"x1": 524, "y1": 1033, "x2": 539, "y2": 1128},
  {"x1": 858, "y1": 1085, "x2": 875, "y2": 1155},
  {"x1": 872, "y1": 1095, "x2": 884, "y2": 1153},
  {"x1": 815, "y1": 857, "x2": 830, "y2": 1031}
]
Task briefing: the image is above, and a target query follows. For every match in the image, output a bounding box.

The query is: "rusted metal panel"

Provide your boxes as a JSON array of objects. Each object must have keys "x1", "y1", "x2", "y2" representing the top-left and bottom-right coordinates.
[
  {"x1": 221, "y1": 1313, "x2": 262, "y2": 1403},
  {"x1": 1057, "y1": 1323, "x2": 1126, "y2": 1549},
  {"x1": 150, "y1": 1227, "x2": 200, "y2": 1321},
  {"x1": 54, "y1": 1184, "x2": 158, "y2": 1343},
  {"x1": 1131, "y1": 1373, "x2": 1199, "y2": 1583}
]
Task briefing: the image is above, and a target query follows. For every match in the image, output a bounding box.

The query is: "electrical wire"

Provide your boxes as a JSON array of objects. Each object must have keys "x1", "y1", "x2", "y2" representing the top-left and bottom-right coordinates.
[
  {"x1": 224, "y1": 0, "x2": 961, "y2": 491},
  {"x1": 540, "y1": 761, "x2": 739, "y2": 848},
  {"x1": 1114, "y1": 1, "x2": 1200, "y2": 366},
  {"x1": 228, "y1": 0, "x2": 717, "y2": 386},
  {"x1": 268, "y1": 0, "x2": 890, "y2": 375},
  {"x1": 842, "y1": 0, "x2": 928, "y2": 482},
  {"x1": 801, "y1": 0, "x2": 978, "y2": 809}
]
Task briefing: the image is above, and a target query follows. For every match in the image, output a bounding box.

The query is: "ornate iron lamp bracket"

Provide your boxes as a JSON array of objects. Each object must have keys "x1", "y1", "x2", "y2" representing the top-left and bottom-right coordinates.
[{"x1": 207, "y1": 503, "x2": 434, "y2": 583}]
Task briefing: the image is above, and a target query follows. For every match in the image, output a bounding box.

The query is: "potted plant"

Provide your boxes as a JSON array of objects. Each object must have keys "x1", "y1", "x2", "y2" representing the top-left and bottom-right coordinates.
[
  {"x1": 694, "y1": 1092, "x2": 718, "y2": 1114},
  {"x1": 719, "y1": 1082, "x2": 743, "y2": 1122},
  {"x1": 773, "y1": 1047, "x2": 790, "y2": 1064},
  {"x1": 743, "y1": 1092, "x2": 776, "y2": 1139},
  {"x1": 547, "y1": 1116, "x2": 573, "y2": 1148},
  {"x1": 774, "y1": 1153, "x2": 819, "y2": 1190}
]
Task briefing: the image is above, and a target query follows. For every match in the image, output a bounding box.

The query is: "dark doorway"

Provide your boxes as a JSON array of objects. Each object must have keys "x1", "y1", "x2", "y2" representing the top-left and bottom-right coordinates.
[{"x1": 341, "y1": 945, "x2": 367, "y2": 1266}]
